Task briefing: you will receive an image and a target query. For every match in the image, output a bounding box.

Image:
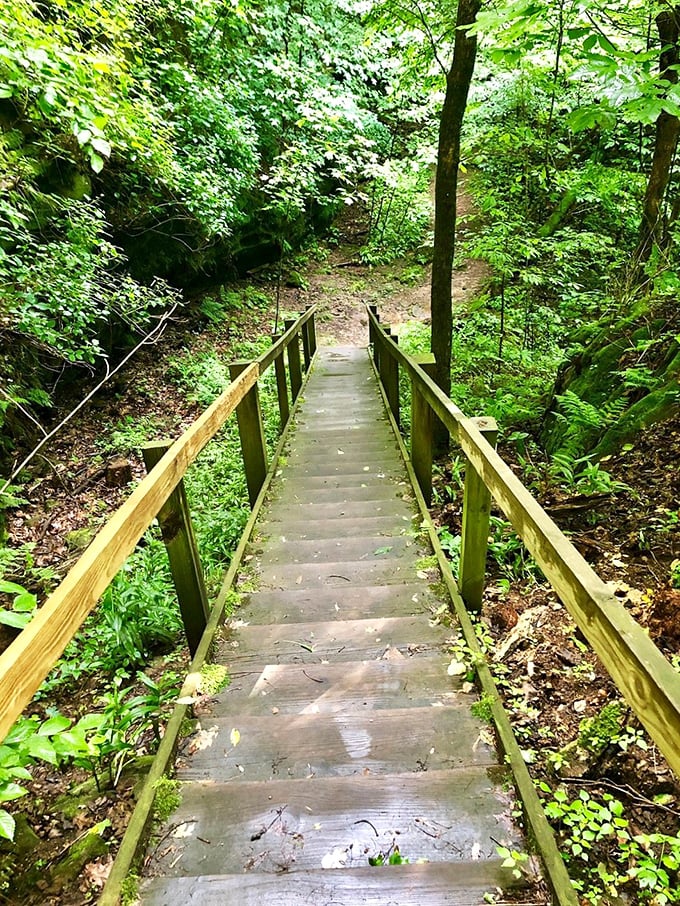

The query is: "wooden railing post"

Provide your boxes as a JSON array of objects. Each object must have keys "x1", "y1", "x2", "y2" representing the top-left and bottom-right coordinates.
[
  {"x1": 142, "y1": 440, "x2": 210, "y2": 656},
  {"x1": 411, "y1": 354, "x2": 436, "y2": 505},
  {"x1": 459, "y1": 417, "x2": 499, "y2": 612},
  {"x1": 307, "y1": 308, "x2": 317, "y2": 357},
  {"x1": 271, "y1": 334, "x2": 290, "y2": 430},
  {"x1": 230, "y1": 361, "x2": 268, "y2": 508},
  {"x1": 381, "y1": 331, "x2": 400, "y2": 427},
  {"x1": 301, "y1": 318, "x2": 312, "y2": 370},
  {"x1": 284, "y1": 318, "x2": 303, "y2": 401},
  {"x1": 369, "y1": 306, "x2": 380, "y2": 369}
]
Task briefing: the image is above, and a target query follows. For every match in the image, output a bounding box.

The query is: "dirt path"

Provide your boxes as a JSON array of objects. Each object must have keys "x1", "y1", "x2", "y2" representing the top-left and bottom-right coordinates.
[{"x1": 286, "y1": 182, "x2": 490, "y2": 346}]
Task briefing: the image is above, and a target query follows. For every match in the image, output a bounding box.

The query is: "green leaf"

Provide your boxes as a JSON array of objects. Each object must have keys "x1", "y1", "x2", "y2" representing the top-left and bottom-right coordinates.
[
  {"x1": 0, "y1": 581, "x2": 26, "y2": 596},
  {"x1": 13, "y1": 593, "x2": 37, "y2": 613},
  {"x1": 0, "y1": 810, "x2": 15, "y2": 842},
  {"x1": 26, "y1": 735, "x2": 58, "y2": 764},
  {"x1": 0, "y1": 782, "x2": 28, "y2": 803},
  {"x1": 0, "y1": 611, "x2": 32, "y2": 629},
  {"x1": 91, "y1": 137, "x2": 112, "y2": 157},
  {"x1": 89, "y1": 152, "x2": 105, "y2": 174},
  {"x1": 38, "y1": 715, "x2": 71, "y2": 736}
]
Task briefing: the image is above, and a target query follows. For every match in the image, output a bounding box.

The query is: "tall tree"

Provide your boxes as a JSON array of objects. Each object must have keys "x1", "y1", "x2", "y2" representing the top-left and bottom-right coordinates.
[
  {"x1": 430, "y1": 0, "x2": 481, "y2": 443},
  {"x1": 635, "y1": 5, "x2": 680, "y2": 267}
]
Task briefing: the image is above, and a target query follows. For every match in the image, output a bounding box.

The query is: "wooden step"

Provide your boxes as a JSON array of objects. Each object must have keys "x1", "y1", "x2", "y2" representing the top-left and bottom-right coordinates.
[
  {"x1": 237, "y1": 583, "x2": 441, "y2": 623},
  {"x1": 177, "y1": 707, "x2": 496, "y2": 783},
  {"x1": 146, "y1": 770, "x2": 521, "y2": 878},
  {"x1": 206, "y1": 657, "x2": 467, "y2": 717},
  {"x1": 265, "y1": 482, "x2": 413, "y2": 505},
  {"x1": 258, "y1": 514, "x2": 418, "y2": 541},
  {"x1": 263, "y1": 498, "x2": 417, "y2": 523},
  {"x1": 140, "y1": 857, "x2": 525, "y2": 906},
  {"x1": 221, "y1": 615, "x2": 449, "y2": 668},
  {"x1": 251, "y1": 557, "x2": 435, "y2": 591},
  {"x1": 275, "y1": 472, "x2": 409, "y2": 490},
  {"x1": 248, "y1": 533, "x2": 428, "y2": 565}
]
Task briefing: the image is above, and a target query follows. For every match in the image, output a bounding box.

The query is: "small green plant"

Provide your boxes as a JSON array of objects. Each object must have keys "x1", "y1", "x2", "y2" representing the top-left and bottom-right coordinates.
[
  {"x1": 98, "y1": 415, "x2": 165, "y2": 455},
  {"x1": 0, "y1": 579, "x2": 37, "y2": 629},
  {"x1": 539, "y1": 784, "x2": 680, "y2": 904},
  {"x1": 496, "y1": 845, "x2": 529, "y2": 880},
  {"x1": 471, "y1": 692, "x2": 495, "y2": 724},
  {"x1": 578, "y1": 702, "x2": 623, "y2": 755},
  {"x1": 199, "y1": 663, "x2": 230, "y2": 695},
  {"x1": 671, "y1": 559, "x2": 680, "y2": 589},
  {"x1": 153, "y1": 777, "x2": 181, "y2": 822},
  {"x1": 368, "y1": 844, "x2": 409, "y2": 866},
  {"x1": 120, "y1": 872, "x2": 140, "y2": 906}
]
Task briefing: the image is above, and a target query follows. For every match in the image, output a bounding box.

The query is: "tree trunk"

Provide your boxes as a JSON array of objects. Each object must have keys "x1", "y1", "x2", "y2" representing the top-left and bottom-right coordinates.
[
  {"x1": 431, "y1": 0, "x2": 481, "y2": 448},
  {"x1": 636, "y1": 6, "x2": 680, "y2": 267}
]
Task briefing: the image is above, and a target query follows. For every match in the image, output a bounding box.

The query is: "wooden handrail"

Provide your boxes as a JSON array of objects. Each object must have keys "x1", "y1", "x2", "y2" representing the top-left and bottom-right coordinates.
[
  {"x1": 258, "y1": 306, "x2": 316, "y2": 373},
  {"x1": 368, "y1": 307, "x2": 680, "y2": 779},
  {"x1": 0, "y1": 305, "x2": 318, "y2": 743}
]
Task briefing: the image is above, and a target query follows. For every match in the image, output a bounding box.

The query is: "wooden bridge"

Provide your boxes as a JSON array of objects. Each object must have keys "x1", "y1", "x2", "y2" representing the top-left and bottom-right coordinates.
[{"x1": 1, "y1": 305, "x2": 679, "y2": 905}]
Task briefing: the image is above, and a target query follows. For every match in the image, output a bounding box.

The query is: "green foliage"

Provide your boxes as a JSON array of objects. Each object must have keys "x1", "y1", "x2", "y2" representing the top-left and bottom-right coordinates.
[
  {"x1": 198, "y1": 663, "x2": 230, "y2": 696},
  {"x1": 471, "y1": 693, "x2": 495, "y2": 724},
  {"x1": 120, "y1": 873, "x2": 140, "y2": 906},
  {"x1": 361, "y1": 158, "x2": 431, "y2": 264},
  {"x1": 540, "y1": 784, "x2": 680, "y2": 904},
  {"x1": 0, "y1": 666, "x2": 179, "y2": 840},
  {"x1": 153, "y1": 776, "x2": 181, "y2": 823},
  {"x1": 0, "y1": 579, "x2": 37, "y2": 630},
  {"x1": 98, "y1": 414, "x2": 165, "y2": 456},
  {"x1": 368, "y1": 845, "x2": 409, "y2": 866},
  {"x1": 578, "y1": 702, "x2": 623, "y2": 755},
  {"x1": 496, "y1": 845, "x2": 529, "y2": 880}
]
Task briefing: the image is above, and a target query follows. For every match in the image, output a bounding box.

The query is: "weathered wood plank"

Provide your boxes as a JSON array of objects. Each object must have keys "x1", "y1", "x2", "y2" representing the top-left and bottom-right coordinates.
[
  {"x1": 221, "y1": 615, "x2": 447, "y2": 668},
  {"x1": 249, "y1": 532, "x2": 426, "y2": 564},
  {"x1": 142, "y1": 441, "x2": 210, "y2": 655},
  {"x1": 271, "y1": 335, "x2": 290, "y2": 430},
  {"x1": 140, "y1": 860, "x2": 523, "y2": 906},
  {"x1": 285, "y1": 318, "x2": 303, "y2": 400},
  {"x1": 0, "y1": 364, "x2": 258, "y2": 743},
  {"x1": 410, "y1": 353, "x2": 436, "y2": 505},
  {"x1": 238, "y1": 582, "x2": 438, "y2": 624},
  {"x1": 368, "y1": 308, "x2": 680, "y2": 778},
  {"x1": 231, "y1": 361, "x2": 268, "y2": 508},
  {"x1": 209, "y1": 657, "x2": 468, "y2": 717},
  {"x1": 459, "y1": 417, "x2": 498, "y2": 612},
  {"x1": 148, "y1": 770, "x2": 520, "y2": 877},
  {"x1": 177, "y1": 706, "x2": 496, "y2": 782}
]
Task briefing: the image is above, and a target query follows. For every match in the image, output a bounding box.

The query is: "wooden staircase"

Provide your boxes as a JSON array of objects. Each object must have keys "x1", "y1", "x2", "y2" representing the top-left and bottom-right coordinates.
[{"x1": 138, "y1": 347, "x2": 530, "y2": 904}]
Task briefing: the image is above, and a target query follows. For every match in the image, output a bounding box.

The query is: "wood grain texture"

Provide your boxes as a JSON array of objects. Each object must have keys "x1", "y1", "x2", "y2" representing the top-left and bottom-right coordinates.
[
  {"x1": 210, "y1": 656, "x2": 469, "y2": 717},
  {"x1": 142, "y1": 441, "x2": 210, "y2": 655},
  {"x1": 284, "y1": 318, "x2": 303, "y2": 400},
  {"x1": 238, "y1": 582, "x2": 438, "y2": 624},
  {"x1": 140, "y1": 860, "x2": 523, "y2": 906},
  {"x1": 177, "y1": 707, "x2": 496, "y2": 782},
  {"x1": 368, "y1": 308, "x2": 680, "y2": 779},
  {"x1": 231, "y1": 361, "x2": 268, "y2": 507},
  {"x1": 148, "y1": 770, "x2": 520, "y2": 877},
  {"x1": 0, "y1": 363, "x2": 258, "y2": 743},
  {"x1": 458, "y1": 418, "x2": 498, "y2": 612}
]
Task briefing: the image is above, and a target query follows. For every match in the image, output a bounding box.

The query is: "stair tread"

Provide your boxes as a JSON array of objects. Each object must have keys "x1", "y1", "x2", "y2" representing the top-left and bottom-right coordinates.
[
  {"x1": 177, "y1": 706, "x2": 496, "y2": 783},
  {"x1": 146, "y1": 770, "x2": 520, "y2": 878},
  {"x1": 140, "y1": 859, "x2": 524, "y2": 905}
]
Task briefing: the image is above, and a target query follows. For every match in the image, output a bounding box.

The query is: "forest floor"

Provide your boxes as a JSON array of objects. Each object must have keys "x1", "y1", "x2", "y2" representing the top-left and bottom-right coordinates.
[{"x1": 1, "y1": 185, "x2": 679, "y2": 904}]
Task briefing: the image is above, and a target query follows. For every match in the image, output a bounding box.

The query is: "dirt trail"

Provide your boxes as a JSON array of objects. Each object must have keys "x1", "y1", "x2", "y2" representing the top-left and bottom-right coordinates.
[{"x1": 289, "y1": 182, "x2": 490, "y2": 346}]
